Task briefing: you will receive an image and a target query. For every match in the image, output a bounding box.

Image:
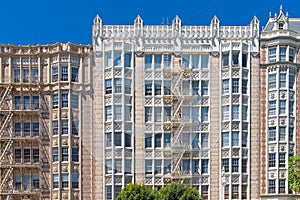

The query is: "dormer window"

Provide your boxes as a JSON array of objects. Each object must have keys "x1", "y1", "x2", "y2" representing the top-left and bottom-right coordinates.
[{"x1": 279, "y1": 22, "x2": 284, "y2": 29}]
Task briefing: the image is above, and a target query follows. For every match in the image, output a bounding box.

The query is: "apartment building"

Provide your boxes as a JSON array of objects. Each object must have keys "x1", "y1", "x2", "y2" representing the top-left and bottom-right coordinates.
[{"x1": 0, "y1": 6, "x2": 299, "y2": 200}]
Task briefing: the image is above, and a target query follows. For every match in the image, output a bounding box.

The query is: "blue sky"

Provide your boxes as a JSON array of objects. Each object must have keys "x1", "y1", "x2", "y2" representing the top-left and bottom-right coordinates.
[{"x1": 0, "y1": 0, "x2": 299, "y2": 45}]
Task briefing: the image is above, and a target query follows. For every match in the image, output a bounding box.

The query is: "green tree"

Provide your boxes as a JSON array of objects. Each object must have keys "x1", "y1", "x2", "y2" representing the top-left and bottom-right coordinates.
[
  {"x1": 116, "y1": 183, "x2": 157, "y2": 200},
  {"x1": 288, "y1": 156, "x2": 300, "y2": 193},
  {"x1": 158, "y1": 183, "x2": 202, "y2": 200}
]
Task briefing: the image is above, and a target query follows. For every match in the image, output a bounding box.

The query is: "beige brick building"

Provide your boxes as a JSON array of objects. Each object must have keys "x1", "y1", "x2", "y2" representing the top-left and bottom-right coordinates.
[{"x1": 0, "y1": 5, "x2": 300, "y2": 200}]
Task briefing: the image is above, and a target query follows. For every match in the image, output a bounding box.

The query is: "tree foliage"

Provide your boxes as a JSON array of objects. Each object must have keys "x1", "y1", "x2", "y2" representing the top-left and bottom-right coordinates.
[
  {"x1": 288, "y1": 156, "x2": 300, "y2": 193},
  {"x1": 116, "y1": 182, "x2": 202, "y2": 200}
]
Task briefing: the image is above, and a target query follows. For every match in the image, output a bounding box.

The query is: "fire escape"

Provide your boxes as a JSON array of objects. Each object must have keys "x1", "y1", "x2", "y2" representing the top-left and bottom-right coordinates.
[
  {"x1": 163, "y1": 57, "x2": 193, "y2": 183},
  {"x1": 0, "y1": 77, "x2": 44, "y2": 199}
]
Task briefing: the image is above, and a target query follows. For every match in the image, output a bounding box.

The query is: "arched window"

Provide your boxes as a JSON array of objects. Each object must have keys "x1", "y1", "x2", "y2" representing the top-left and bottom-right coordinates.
[{"x1": 279, "y1": 22, "x2": 284, "y2": 29}]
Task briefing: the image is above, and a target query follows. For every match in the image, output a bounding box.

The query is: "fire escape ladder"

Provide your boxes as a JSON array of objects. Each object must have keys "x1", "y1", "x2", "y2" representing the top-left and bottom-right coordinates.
[
  {"x1": 0, "y1": 140, "x2": 13, "y2": 164},
  {"x1": 0, "y1": 113, "x2": 13, "y2": 137},
  {"x1": 0, "y1": 167, "x2": 13, "y2": 190},
  {"x1": 0, "y1": 85, "x2": 12, "y2": 109}
]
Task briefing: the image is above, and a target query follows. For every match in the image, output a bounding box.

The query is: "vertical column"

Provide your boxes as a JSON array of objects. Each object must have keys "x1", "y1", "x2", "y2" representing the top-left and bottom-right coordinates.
[
  {"x1": 250, "y1": 54, "x2": 261, "y2": 199},
  {"x1": 297, "y1": 49, "x2": 300, "y2": 157},
  {"x1": 209, "y1": 54, "x2": 220, "y2": 199},
  {"x1": 134, "y1": 54, "x2": 145, "y2": 184}
]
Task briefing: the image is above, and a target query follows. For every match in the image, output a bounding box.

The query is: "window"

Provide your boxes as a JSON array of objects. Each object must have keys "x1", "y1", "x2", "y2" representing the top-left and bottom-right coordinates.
[
  {"x1": 32, "y1": 122, "x2": 39, "y2": 137},
  {"x1": 125, "y1": 106, "x2": 132, "y2": 121},
  {"x1": 154, "y1": 82, "x2": 161, "y2": 95},
  {"x1": 232, "y1": 185, "x2": 239, "y2": 199},
  {"x1": 155, "y1": 134, "x2": 162, "y2": 148},
  {"x1": 33, "y1": 149, "x2": 39, "y2": 163},
  {"x1": 53, "y1": 147, "x2": 58, "y2": 162},
  {"x1": 201, "y1": 160, "x2": 209, "y2": 174},
  {"x1": 105, "y1": 52, "x2": 112, "y2": 68},
  {"x1": 232, "y1": 105, "x2": 239, "y2": 120},
  {"x1": 15, "y1": 175, "x2": 22, "y2": 190},
  {"x1": 269, "y1": 74, "x2": 276, "y2": 89},
  {"x1": 114, "y1": 52, "x2": 121, "y2": 66},
  {"x1": 232, "y1": 132, "x2": 239, "y2": 146},
  {"x1": 279, "y1": 100, "x2": 286, "y2": 114},
  {"x1": 115, "y1": 132, "x2": 122, "y2": 146},
  {"x1": 14, "y1": 96, "x2": 21, "y2": 110},
  {"x1": 279, "y1": 127, "x2": 285, "y2": 141},
  {"x1": 125, "y1": 79, "x2": 131, "y2": 94},
  {"x1": 242, "y1": 53, "x2": 247, "y2": 67},
  {"x1": 268, "y1": 101, "x2": 276, "y2": 115},
  {"x1": 115, "y1": 106, "x2": 122, "y2": 120},
  {"x1": 224, "y1": 185, "x2": 229, "y2": 199},
  {"x1": 242, "y1": 185, "x2": 247, "y2": 199},
  {"x1": 115, "y1": 159, "x2": 122, "y2": 173},
  {"x1": 289, "y1": 74, "x2": 295, "y2": 89},
  {"x1": 14, "y1": 149, "x2": 21, "y2": 163},
  {"x1": 14, "y1": 69, "x2": 20, "y2": 83},
  {"x1": 125, "y1": 159, "x2": 132, "y2": 174},
  {"x1": 105, "y1": 160, "x2": 112, "y2": 174},
  {"x1": 222, "y1": 53, "x2": 229, "y2": 66},
  {"x1": 72, "y1": 174, "x2": 79, "y2": 188},
  {"x1": 192, "y1": 107, "x2": 199, "y2": 122},
  {"x1": 24, "y1": 96, "x2": 30, "y2": 110},
  {"x1": 232, "y1": 158, "x2": 239, "y2": 173},
  {"x1": 279, "y1": 47, "x2": 286, "y2": 61},
  {"x1": 182, "y1": 107, "x2": 190, "y2": 122},
  {"x1": 182, "y1": 55, "x2": 189, "y2": 68},
  {"x1": 269, "y1": 48, "x2": 276, "y2": 63},
  {"x1": 145, "y1": 55, "x2": 152, "y2": 69},
  {"x1": 155, "y1": 160, "x2": 162, "y2": 174},
  {"x1": 192, "y1": 81, "x2": 199, "y2": 95},
  {"x1": 61, "y1": 120, "x2": 68, "y2": 135},
  {"x1": 164, "y1": 134, "x2": 171, "y2": 148},
  {"x1": 201, "y1": 133, "x2": 208, "y2": 148},
  {"x1": 62, "y1": 147, "x2": 68, "y2": 161},
  {"x1": 145, "y1": 134, "x2": 152, "y2": 148},
  {"x1": 125, "y1": 133, "x2": 131, "y2": 147},
  {"x1": 72, "y1": 120, "x2": 78, "y2": 135},
  {"x1": 242, "y1": 159, "x2": 247, "y2": 173},
  {"x1": 279, "y1": 73, "x2": 286, "y2": 88},
  {"x1": 222, "y1": 79, "x2": 229, "y2": 94},
  {"x1": 183, "y1": 159, "x2": 190, "y2": 174},
  {"x1": 154, "y1": 55, "x2": 162, "y2": 69},
  {"x1": 268, "y1": 180, "x2": 276, "y2": 193},
  {"x1": 232, "y1": 52, "x2": 239, "y2": 65},
  {"x1": 192, "y1": 133, "x2": 199, "y2": 148},
  {"x1": 105, "y1": 80, "x2": 112, "y2": 94},
  {"x1": 24, "y1": 148, "x2": 30, "y2": 163},
  {"x1": 182, "y1": 81, "x2": 190, "y2": 95},
  {"x1": 289, "y1": 48, "x2": 295, "y2": 62},
  {"x1": 279, "y1": 179, "x2": 285, "y2": 193},
  {"x1": 164, "y1": 160, "x2": 171, "y2": 174},
  {"x1": 71, "y1": 67, "x2": 79, "y2": 82},
  {"x1": 125, "y1": 53, "x2": 131, "y2": 67},
  {"x1": 222, "y1": 132, "x2": 229, "y2": 147},
  {"x1": 192, "y1": 55, "x2": 199, "y2": 69},
  {"x1": 279, "y1": 22, "x2": 284, "y2": 29},
  {"x1": 23, "y1": 69, "x2": 29, "y2": 83},
  {"x1": 242, "y1": 80, "x2": 247, "y2": 94},
  {"x1": 192, "y1": 160, "x2": 199, "y2": 174},
  {"x1": 201, "y1": 186, "x2": 209, "y2": 200},
  {"x1": 201, "y1": 107, "x2": 209, "y2": 122},
  {"x1": 53, "y1": 174, "x2": 59, "y2": 189},
  {"x1": 289, "y1": 101, "x2": 294, "y2": 116},
  {"x1": 145, "y1": 82, "x2": 152, "y2": 96},
  {"x1": 164, "y1": 54, "x2": 171, "y2": 68},
  {"x1": 242, "y1": 106, "x2": 247, "y2": 121},
  {"x1": 154, "y1": 107, "x2": 162, "y2": 122},
  {"x1": 52, "y1": 66, "x2": 58, "y2": 82},
  {"x1": 61, "y1": 93, "x2": 68, "y2": 108},
  {"x1": 72, "y1": 147, "x2": 79, "y2": 162},
  {"x1": 61, "y1": 66, "x2": 68, "y2": 81},
  {"x1": 14, "y1": 122, "x2": 21, "y2": 137},
  {"x1": 222, "y1": 106, "x2": 229, "y2": 121},
  {"x1": 145, "y1": 107, "x2": 152, "y2": 122},
  {"x1": 114, "y1": 79, "x2": 122, "y2": 93},
  {"x1": 279, "y1": 153, "x2": 285, "y2": 168},
  {"x1": 71, "y1": 94, "x2": 79, "y2": 109},
  {"x1": 201, "y1": 55, "x2": 209, "y2": 69},
  {"x1": 268, "y1": 127, "x2": 276, "y2": 142},
  {"x1": 115, "y1": 186, "x2": 122, "y2": 198},
  {"x1": 105, "y1": 106, "x2": 112, "y2": 121},
  {"x1": 232, "y1": 79, "x2": 239, "y2": 93},
  {"x1": 222, "y1": 159, "x2": 229, "y2": 172},
  {"x1": 32, "y1": 175, "x2": 39, "y2": 189},
  {"x1": 182, "y1": 133, "x2": 190, "y2": 147},
  {"x1": 23, "y1": 122, "x2": 30, "y2": 136},
  {"x1": 289, "y1": 128, "x2": 294, "y2": 142},
  {"x1": 105, "y1": 133, "x2": 112, "y2": 147},
  {"x1": 106, "y1": 186, "x2": 112, "y2": 200},
  {"x1": 145, "y1": 160, "x2": 152, "y2": 175},
  {"x1": 62, "y1": 174, "x2": 69, "y2": 188},
  {"x1": 201, "y1": 81, "x2": 209, "y2": 95},
  {"x1": 269, "y1": 153, "x2": 276, "y2": 167},
  {"x1": 52, "y1": 94, "x2": 58, "y2": 109},
  {"x1": 164, "y1": 81, "x2": 171, "y2": 95}
]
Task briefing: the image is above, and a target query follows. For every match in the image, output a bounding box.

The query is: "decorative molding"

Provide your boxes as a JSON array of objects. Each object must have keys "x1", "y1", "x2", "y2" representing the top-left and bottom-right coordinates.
[
  {"x1": 173, "y1": 51, "x2": 181, "y2": 57},
  {"x1": 135, "y1": 51, "x2": 144, "y2": 57},
  {"x1": 94, "y1": 51, "x2": 103, "y2": 57}
]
